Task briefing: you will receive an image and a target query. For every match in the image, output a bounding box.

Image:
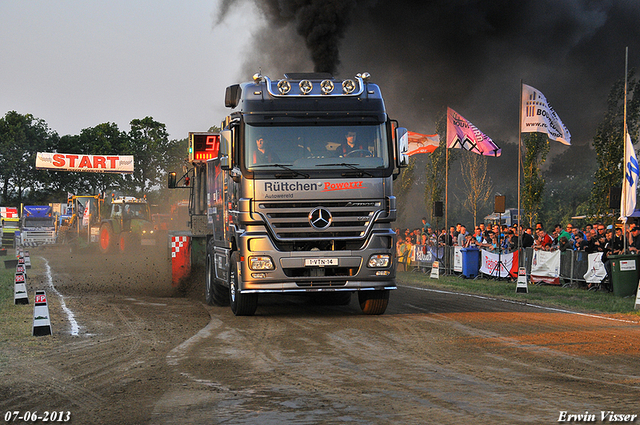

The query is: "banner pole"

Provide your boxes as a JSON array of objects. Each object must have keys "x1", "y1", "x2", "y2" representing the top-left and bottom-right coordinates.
[
  {"x1": 445, "y1": 121, "x2": 449, "y2": 273},
  {"x1": 518, "y1": 80, "x2": 523, "y2": 257}
]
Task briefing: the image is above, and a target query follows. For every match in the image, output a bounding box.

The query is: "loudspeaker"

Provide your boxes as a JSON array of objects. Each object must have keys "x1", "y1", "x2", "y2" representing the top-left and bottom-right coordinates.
[
  {"x1": 494, "y1": 195, "x2": 506, "y2": 213},
  {"x1": 609, "y1": 186, "x2": 621, "y2": 209},
  {"x1": 434, "y1": 201, "x2": 443, "y2": 217}
]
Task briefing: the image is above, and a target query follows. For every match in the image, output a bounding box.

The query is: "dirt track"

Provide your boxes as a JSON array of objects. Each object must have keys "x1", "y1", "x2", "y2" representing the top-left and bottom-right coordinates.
[{"x1": 1, "y1": 246, "x2": 640, "y2": 424}]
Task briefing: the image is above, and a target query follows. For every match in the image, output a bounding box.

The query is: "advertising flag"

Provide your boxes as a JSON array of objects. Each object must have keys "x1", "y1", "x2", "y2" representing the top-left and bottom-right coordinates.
[
  {"x1": 447, "y1": 107, "x2": 501, "y2": 156},
  {"x1": 82, "y1": 197, "x2": 90, "y2": 228},
  {"x1": 521, "y1": 84, "x2": 571, "y2": 145},
  {"x1": 620, "y1": 131, "x2": 638, "y2": 220},
  {"x1": 407, "y1": 131, "x2": 440, "y2": 156}
]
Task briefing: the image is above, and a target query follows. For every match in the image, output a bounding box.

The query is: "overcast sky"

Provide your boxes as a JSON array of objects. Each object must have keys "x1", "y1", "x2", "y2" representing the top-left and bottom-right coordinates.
[
  {"x1": 0, "y1": 0, "x2": 257, "y2": 140},
  {"x1": 2, "y1": 0, "x2": 639, "y2": 149}
]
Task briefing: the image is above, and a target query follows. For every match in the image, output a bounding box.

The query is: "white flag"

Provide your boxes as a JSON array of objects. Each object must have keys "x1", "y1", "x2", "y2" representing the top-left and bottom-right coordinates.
[
  {"x1": 521, "y1": 84, "x2": 571, "y2": 145},
  {"x1": 620, "y1": 131, "x2": 638, "y2": 220},
  {"x1": 82, "y1": 199, "x2": 90, "y2": 228}
]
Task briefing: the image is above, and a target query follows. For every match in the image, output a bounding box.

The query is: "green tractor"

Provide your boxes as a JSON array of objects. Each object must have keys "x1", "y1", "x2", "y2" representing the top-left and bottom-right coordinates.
[{"x1": 98, "y1": 196, "x2": 157, "y2": 254}]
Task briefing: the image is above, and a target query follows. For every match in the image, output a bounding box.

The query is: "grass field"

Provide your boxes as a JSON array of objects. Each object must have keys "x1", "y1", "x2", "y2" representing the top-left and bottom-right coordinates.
[{"x1": 398, "y1": 270, "x2": 640, "y2": 315}]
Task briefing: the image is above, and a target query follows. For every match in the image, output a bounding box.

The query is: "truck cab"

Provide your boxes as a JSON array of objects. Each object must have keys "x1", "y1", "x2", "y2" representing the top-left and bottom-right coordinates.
[
  {"x1": 195, "y1": 72, "x2": 408, "y2": 316},
  {"x1": 20, "y1": 205, "x2": 57, "y2": 247}
]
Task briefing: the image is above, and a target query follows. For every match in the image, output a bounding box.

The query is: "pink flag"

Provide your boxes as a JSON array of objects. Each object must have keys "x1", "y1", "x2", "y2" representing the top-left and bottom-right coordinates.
[
  {"x1": 407, "y1": 131, "x2": 440, "y2": 156},
  {"x1": 447, "y1": 107, "x2": 501, "y2": 157}
]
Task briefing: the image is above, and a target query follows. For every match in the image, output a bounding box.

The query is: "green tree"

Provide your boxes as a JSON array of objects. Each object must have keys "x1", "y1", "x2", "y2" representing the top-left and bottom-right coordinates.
[
  {"x1": 591, "y1": 71, "x2": 640, "y2": 215},
  {"x1": 456, "y1": 151, "x2": 493, "y2": 227},
  {"x1": 522, "y1": 132, "x2": 550, "y2": 227},
  {"x1": 423, "y1": 111, "x2": 456, "y2": 228},
  {"x1": 127, "y1": 117, "x2": 171, "y2": 193},
  {"x1": 0, "y1": 111, "x2": 59, "y2": 203},
  {"x1": 543, "y1": 146, "x2": 597, "y2": 227},
  {"x1": 76, "y1": 123, "x2": 130, "y2": 195}
]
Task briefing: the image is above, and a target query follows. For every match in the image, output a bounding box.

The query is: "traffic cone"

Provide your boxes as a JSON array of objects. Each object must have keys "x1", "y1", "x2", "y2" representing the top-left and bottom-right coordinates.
[
  {"x1": 516, "y1": 267, "x2": 528, "y2": 293},
  {"x1": 16, "y1": 263, "x2": 26, "y2": 279},
  {"x1": 430, "y1": 261, "x2": 440, "y2": 279},
  {"x1": 14, "y1": 270, "x2": 28, "y2": 305},
  {"x1": 32, "y1": 290, "x2": 52, "y2": 336},
  {"x1": 24, "y1": 250, "x2": 31, "y2": 268}
]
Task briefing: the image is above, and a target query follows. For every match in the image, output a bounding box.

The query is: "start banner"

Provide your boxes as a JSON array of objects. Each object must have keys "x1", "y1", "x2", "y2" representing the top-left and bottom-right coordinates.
[{"x1": 36, "y1": 152, "x2": 134, "y2": 174}]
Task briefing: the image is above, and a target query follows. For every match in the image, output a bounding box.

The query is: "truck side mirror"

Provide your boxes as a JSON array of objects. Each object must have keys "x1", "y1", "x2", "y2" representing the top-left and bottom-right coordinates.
[
  {"x1": 395, "y1": 127, "x2": 409, "y2": 168},
  {"x1": 168, "y1": 172, "x2": 177, "y2": 189},
  {"x1": 220, "y1": 129, "x2": 233, "y2": 170}
]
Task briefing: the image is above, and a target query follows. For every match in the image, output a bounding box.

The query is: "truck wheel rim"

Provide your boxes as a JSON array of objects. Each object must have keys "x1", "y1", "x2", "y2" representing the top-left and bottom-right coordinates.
[{"x1": 230, "y1": 271, "x2": 237, "y2": 302}]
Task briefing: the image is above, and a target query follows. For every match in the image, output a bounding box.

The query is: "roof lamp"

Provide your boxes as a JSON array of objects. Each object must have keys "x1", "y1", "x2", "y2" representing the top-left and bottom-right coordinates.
[
  {"x1": 320, "y1": 80, "x2": 334, "y2": 94},
  {"x1": 277, "y1": 79, "x2": 291, "y2": 94},
  {"x1": 299, "y1": 79, "x2": 313, "y2": 94},
  {"x1": 342, "y1": 79, "x2": 356, "y2": 94}
]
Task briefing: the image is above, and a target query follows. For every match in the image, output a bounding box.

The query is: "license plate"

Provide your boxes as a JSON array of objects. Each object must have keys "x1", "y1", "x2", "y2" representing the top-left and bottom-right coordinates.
[{"x1": 305, "y1": 258, "x2": 338, "y2": 267}]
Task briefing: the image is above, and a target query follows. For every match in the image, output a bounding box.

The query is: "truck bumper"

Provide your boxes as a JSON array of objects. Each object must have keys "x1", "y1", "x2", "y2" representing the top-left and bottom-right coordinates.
[{"x1": 237, "y1": 229, "x2": 396, "y2": 294}]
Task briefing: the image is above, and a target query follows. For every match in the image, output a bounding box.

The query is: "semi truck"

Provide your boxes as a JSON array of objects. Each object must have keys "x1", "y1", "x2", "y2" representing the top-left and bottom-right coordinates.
[
  {"x1": 170, "y1": 72, "x2": 408, "y2": 316},
  {"x1": 20, "y1": 205, "x2": 57, "y2": 247}
]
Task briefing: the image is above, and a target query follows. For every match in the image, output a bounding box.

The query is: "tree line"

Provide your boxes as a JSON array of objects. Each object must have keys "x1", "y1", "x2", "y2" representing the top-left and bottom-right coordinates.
[{"x1": 0, "y1": 113, "x2": 188, "y2": 208}]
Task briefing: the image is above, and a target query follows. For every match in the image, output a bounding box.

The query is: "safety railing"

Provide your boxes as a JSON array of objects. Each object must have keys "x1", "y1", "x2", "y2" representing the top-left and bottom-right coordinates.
[{"x1": 405, "y1": 245, "x2": 594, "y2": 287}]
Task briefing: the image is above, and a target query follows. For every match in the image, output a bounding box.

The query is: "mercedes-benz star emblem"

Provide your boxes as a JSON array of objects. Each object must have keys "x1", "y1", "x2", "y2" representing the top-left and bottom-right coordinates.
[{"x1": 309, "y1": 207, "x2": 332, "y2": 230}]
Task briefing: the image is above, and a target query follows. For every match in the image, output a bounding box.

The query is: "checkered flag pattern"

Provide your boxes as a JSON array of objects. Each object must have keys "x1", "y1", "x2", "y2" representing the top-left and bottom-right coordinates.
[{"x1": 171, "y1": 236, "x2": 188, "y2": 258}]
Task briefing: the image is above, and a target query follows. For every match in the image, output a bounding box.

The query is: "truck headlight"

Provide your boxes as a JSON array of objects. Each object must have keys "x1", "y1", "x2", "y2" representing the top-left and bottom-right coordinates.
[
  {"x1": 249, "y1": 256, "x2": 275, "y2": 271},
  {"x1": 368, "y1": 254, "x2": 390, "y2": 268}
]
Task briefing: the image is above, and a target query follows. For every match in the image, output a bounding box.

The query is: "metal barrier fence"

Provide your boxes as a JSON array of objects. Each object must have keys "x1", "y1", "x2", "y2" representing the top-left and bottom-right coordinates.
[{"x1": 405, "y1": 245, "x2": 593, "y2": 287}]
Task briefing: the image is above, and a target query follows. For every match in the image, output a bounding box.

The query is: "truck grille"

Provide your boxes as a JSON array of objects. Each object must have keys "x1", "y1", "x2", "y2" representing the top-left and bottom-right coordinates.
[{"x1": 257, "y1": 200, "x2": 382, "y2": 241}]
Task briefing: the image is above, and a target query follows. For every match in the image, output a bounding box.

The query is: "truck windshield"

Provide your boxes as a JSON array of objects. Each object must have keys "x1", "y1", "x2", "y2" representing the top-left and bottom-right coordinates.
[
  {"x1": 245, "y1": 124, "x2": 389, "y2": 171},
  {"x1": 123, "y1": 204, "x2": 149, "y2": 219},
  {"x1": 24, "y1": 217, "x2": 55, "y2": 227}
]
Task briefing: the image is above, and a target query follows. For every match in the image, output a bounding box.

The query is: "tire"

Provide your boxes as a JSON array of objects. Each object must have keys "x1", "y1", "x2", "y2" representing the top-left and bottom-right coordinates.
[
  {"x1": 229, "y1": 252, "x2": 258, "y2": 316},
  {"x1": 206, "y1": 252, "x2": 229, "y2": 306},
  {"x1": 119, "y1": 232, "x2": 135, "y2": 254},
  {"x1": 99, "y1": 224, "x2": 116, "y2": 254},
  {"x1": 358, "y1": 289, "x2": 390, "y2": 315}
]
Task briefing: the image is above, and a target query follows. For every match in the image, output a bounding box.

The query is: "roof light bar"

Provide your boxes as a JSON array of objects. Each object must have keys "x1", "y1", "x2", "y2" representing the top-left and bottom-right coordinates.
[
  {"x1": 299, "y1": 79, "x2": 313, "y2": 94},
  {"x1": 320, "y1": 80, "x2": 335, "y2": 94}
]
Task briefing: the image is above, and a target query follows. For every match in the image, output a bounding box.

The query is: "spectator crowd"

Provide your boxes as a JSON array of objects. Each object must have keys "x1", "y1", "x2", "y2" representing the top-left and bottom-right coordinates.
[{"x1": 395, "y1": 217, "x2": 638, "y2": 267}]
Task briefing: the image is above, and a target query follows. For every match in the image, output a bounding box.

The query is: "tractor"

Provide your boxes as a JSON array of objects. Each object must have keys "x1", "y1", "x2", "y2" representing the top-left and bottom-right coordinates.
[{"x1": 98, "y1": 196, "x2": 156, "y2": 254}]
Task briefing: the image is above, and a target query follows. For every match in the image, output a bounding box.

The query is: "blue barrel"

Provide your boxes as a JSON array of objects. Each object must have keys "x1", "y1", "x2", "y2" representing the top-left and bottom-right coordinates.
[{"x1": 461, "y1": 247, "x2": 480, "y2": 278}]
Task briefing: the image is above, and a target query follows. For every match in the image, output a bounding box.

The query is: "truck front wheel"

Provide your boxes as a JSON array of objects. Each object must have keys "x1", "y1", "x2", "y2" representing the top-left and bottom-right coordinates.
[
  {"x1": 358, "y1": 289, "x2": 389, "y2": 315},
  {"x1": 99, "y1": 224, "x2": 116, "y2": 254},
  {"x1": 206, "y1": 252, "x2": 229, "y2": 306},
  {"x1": 229, "y1": 252, "x2": 258, "y2": 316}
]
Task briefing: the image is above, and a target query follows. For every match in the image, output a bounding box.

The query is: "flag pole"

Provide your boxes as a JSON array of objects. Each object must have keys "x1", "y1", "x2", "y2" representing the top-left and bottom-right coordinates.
[
  {"x1": 445, "y1": 119, "x2": 449, "y2": 271},
  {"x1": 623, "y1": 46, "x2": 629, "y2": 253},
  {"x1": 518, "y1": 80, "x2": 523, "y2": 255}
]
